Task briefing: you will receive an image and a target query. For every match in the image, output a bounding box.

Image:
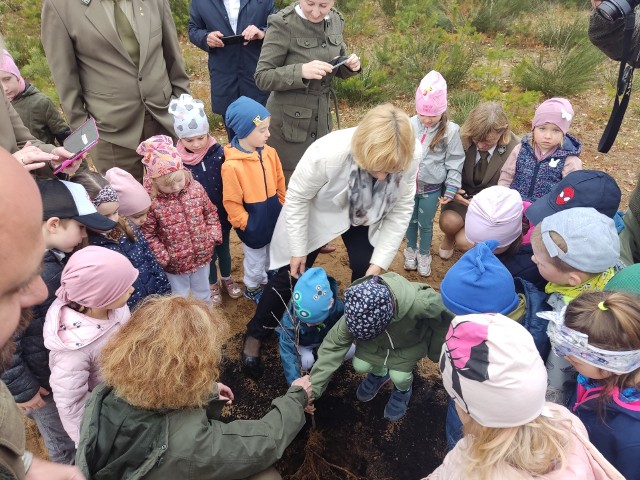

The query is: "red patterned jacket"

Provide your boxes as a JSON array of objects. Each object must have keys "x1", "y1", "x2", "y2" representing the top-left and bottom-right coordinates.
[{"x1": 141, "y1": 178, "x2": 222, "y2": 274}]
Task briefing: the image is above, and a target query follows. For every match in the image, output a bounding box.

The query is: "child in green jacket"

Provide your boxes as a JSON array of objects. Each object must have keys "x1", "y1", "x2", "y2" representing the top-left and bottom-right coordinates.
[{"x1": 309, "y1": 272, "x2": 453, "y2": 421}]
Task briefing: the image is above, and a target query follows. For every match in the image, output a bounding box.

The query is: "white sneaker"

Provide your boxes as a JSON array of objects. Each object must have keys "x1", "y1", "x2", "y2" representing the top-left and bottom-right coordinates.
[
  {"x1": 403, "y1": 247, "x2": 417, "y2": 271},
  {"x1": 417, "y1": 253, "x2": 432, "y2": 277}
]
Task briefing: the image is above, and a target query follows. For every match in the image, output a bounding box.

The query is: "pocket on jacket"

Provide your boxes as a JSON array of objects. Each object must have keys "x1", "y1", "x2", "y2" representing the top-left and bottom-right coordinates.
[
  {"x1": 84, "y1": 89, "x2": 114, "y2": 97},
  {"x1": 282, "y1": 105, "x2": 312, "y2": 143},
  {"x1": 296, "y1": 37, "x2": 319, "y2": 49},
  {"x1": 327, "y1": 34, "x2": 343, "y2": 46}
]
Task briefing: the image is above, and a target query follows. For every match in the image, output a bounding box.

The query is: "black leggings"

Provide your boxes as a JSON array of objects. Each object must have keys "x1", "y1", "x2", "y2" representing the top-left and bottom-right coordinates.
[{"x1": 246, "y1": 225, "x2": 374, "y2": 341}]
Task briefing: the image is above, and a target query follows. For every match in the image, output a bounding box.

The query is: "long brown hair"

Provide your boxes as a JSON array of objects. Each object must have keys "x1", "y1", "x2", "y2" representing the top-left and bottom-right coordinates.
[{"x1": 429, "y1": 110, "x2": 449, "y2": 151}]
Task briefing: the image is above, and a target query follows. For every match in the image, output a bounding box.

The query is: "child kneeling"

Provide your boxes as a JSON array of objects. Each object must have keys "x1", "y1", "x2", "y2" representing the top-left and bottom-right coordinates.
[
  {"x1": 309, "y1": 273, "x2": 453, "y2": 421},
  {"x1": 277, "y1": 267, "x2": 354, "y2": 385}
]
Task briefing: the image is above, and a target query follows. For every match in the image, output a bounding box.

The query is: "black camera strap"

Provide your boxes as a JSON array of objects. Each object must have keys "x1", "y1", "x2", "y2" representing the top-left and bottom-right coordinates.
[{"x1": 598, "y1": 12, "x2": 640, "y2": 153}]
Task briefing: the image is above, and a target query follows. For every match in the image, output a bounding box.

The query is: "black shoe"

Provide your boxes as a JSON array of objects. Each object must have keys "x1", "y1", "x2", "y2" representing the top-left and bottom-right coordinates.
[{"x1": 241, "y1": 353, "x2": 264, "y2": 379}]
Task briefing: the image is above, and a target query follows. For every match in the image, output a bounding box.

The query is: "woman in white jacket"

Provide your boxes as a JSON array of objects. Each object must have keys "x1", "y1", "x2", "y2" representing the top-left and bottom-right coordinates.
[{"x1": 241, "y1": 103, "x2": 421, "y2": 377}]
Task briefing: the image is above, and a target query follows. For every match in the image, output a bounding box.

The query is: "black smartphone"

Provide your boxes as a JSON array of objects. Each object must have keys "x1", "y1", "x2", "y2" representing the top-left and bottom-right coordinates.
[
  {"x1": 330, "y1": 55, "x2": 350, "y2": 70},
  {"x1": 461, "y1": 192, "x2": 474, "y2": 200},
  {"x1": 221, "y1": 34, "x2": 245, "y2": 46},
  {"x1": 54, "y1": 117, "x2": 99, "y2": 174}
]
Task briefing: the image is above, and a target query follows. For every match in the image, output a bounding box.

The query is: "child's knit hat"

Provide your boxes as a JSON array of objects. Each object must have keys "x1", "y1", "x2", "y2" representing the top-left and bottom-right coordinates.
[
  {"x1": 225, "y1": 96, "x2": 271, "y2": 140},
  {"x1": 465, "y1": 186, "x2": 523, "y2": 248},
  {"x1": 57, "y1": 246, "x2": 139, "y2": 309},
  {"x1": 105, "y1": 167, "x2": 151, "y2": 217},
  {"x1": 292, "y1": 267, "x2": 333, "y2": 324},
  {"x1": 0, "y1": 50, "x2": 25, "y2": 100},
  {"x1": 540, "y1": 207, "x2": 620, "y2": 273},
  {"x1": 137, "y1": 135, "x2": 183, "y2": 179},
  {"x1": 440, "y1": 313, "x2": 548, "y2": 428},
  {"x1": 440, "y1": 240, "x2": 520, "y2": 316},
  {"x1": 169, "y1": 94, "x2": 209, "y2": 139},
  {"x1": 344, "y1": 276, "x2": 394, "y2": 340},
  {"x1": 415, "y1": 70, "x2": 447, "y2": 116},
  {"x1": 604, "y1": 264, "x2": 640, "y2": 296},
  {"x1": 532, "y1": 97, "x2": 574, "y2": 134},
  {"x1": 525, "y1": 170, "x2": 621, "y2": 225}
]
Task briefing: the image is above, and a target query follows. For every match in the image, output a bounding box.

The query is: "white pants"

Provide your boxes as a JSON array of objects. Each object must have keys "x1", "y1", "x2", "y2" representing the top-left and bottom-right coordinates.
[
  {"x1": 297, "y1": 343, "x2": 356, "y2": 372},
  {"x1": 166, "y1": 263, "x2": 211, "y2": 303},
  {"x1": 242, "y1": 243, "x2": 269, "y2": 289}
]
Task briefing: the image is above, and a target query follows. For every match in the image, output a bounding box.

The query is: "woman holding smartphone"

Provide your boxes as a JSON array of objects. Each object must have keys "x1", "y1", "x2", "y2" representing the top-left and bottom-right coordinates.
[
  {"x1": 188, "y1": 0, "x2": 274, "y2": 142},
  {"x1": 254, "y1": 0, "x2": 361, "y2": 182}
]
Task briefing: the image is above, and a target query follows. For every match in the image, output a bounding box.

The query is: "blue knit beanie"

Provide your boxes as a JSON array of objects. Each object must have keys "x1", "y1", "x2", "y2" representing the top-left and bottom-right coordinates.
[
  {"x1": 292, "y1": 267, "x2": 333, "y2": 324},
  {"x1": 440, "y1": 240, "x2": 519, "y2": 315},
  {"x1": 225, "y1": 96, "x2": 271, "y2": 140},
  {"x1": 344, "y1": 276, "x2": 395, "y2": 340}
]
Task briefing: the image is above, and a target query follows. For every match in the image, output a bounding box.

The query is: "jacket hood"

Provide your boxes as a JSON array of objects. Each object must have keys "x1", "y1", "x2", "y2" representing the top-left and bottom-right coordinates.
[
  {"x1": 43, "y1": 298, "x2": 129, "y2": 352},
  {"x1": 14, "y1": 82, "x2": 37, "y2": 100},
  {"x1": 223, "y1": 143, "x2": 262, "y2": 162},
  {"x1": 522, "y1": 132, "x2": 582, "y2": 157}
]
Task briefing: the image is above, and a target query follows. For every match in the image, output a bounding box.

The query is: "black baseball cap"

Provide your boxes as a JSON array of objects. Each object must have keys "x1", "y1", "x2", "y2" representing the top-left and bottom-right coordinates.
[
  {"x1": 525, "y1": 170, "x2": 621, "y2": 225},
  {"x1": 36, "y1": 179, "x2": 117, "y2": 231}
]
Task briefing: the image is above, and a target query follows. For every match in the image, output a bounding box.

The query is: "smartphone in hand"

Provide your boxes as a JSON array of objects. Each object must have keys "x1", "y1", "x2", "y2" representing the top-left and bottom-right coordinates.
[
  {"x1": 53, "y1": 117, "x2": 99, "y2": 174},
  {"x1": 330, "y1": 55, "x2": 350, "y2": 70},
  {"x1": 221, "y1": 34, "x2": 245, "y2": 46}
]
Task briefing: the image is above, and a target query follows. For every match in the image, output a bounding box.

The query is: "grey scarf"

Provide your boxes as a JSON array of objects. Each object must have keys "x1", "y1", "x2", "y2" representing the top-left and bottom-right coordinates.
[{"x1": 347, "y1": 155, "x2": 402, "y2": 226}]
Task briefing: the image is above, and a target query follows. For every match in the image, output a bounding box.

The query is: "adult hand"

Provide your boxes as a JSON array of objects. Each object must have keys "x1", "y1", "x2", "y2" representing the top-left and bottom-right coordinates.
[
  {"x1": 241, "y1": 25, "x2": 264, "y2": 42},
  {"x1": 365, "y1": 264, "x2": 383, "y2": 276},
  {"x1": 290, "y1": 256, "x2": 307, "y2": 279},
  {"x1": 304, "y1": 402, "x2": 316, "y2": 415},
  {"x1": 292, "y1": 375, "x2": 313, "y2": 402},
  {"x1": 26, "y1": 457, "x2": 85, "y2": 480},
  {"x1": 344, "y1": 53, "x2": 361, "y2": 72},
  {"x1": 50, "y1": 147, "x2": 83, "y2": 175},
  {"x1": 12, "y1": 141, "x2": 58, "y2": 171},
  {"x1": 301, "y1": 60, "x2": 333, "y2": 80},
  {"x1": 591, "y1": 0, "x2": 602, "y2": 8},
  {"x1": 17, "y1": 387, "x2": 49, "y2": 414},
  {"x1": 452, "y1": 190, "x2": 471, "y2": 207},
  {"x1": 217, "y1": 382, "x2": 235, "y2": 404},
  {"x1": 207, "y1": 31, "x2": 224, "y2": 48}
]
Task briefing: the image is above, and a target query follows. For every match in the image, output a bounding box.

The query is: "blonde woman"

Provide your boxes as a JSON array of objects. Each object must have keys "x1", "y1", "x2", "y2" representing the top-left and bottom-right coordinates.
[
  {"x1": 424, "y1": 313, "x2": 623, "y2": 480},
  {"x1": 241, "y1": 104, "x2": 421, "y2": 378},
  {"x1": 76, "y1": 296, "x2": 312, "y2": 480}
]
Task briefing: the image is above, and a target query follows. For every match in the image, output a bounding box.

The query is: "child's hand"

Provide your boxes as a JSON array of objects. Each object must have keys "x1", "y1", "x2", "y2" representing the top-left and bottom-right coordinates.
[
  {"x1": 439, "y1": 196, "x2": 453, "y2": 205},
  {"x1": 217, "y1": 382, "x2": 234, "y2": 404},
  {"x1": 304, "y1": 402, "x2": 316, "y2": 415},
  {"x1": 292, "y1": 375, "x2": 313, "y2": 402}
]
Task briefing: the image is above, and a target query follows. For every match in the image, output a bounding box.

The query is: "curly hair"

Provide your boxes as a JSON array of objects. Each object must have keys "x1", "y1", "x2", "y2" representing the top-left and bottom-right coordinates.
[{"x1": 100, "y1": 295, "x2": 228, "y2": 410}]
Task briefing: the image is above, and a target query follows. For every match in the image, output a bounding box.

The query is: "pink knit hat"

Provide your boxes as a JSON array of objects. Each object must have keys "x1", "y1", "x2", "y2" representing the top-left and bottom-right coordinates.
[
  {"x1": 137, "y1": 135, "x2": 183, "y2": 179},
  {"x1": 105, "y1": 167, "x2": 151, "y2": 217},
  {"x1": 56, "y1": 246, "x2": 139, "y2": 309},
  {"x1": 532, "y1": 97, "x2": 574, "y2": 134},
  {"x1": 0, "y1": 50, "x2": 26, "y2": 101},
  {"x1": 440, "y1": 313, "x2": 548, "y2": 428},
  {"x1": 465, "y1": 186, "x2": 524, "y2": 248},
  {"x1": 415, "y1": 70, "x2": 447, "y2": 116}
]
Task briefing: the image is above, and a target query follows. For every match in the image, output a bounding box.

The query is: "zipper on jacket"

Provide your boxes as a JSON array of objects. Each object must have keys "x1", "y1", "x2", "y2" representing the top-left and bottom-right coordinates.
[
  {"x1": 527, "y1": 157, "x2": 548, "y2": 199},
  {"x1": 383, "y1": 330, "x2": 394, "y2": 366},
  {"x1": 258, "y1": 150, "x2": 268, "y2": 200}
]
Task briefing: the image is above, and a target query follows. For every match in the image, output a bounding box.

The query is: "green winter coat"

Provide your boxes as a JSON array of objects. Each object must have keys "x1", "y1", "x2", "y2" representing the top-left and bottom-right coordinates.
[
  {"x1": 11, "y1": 83, "x2": 70, "y2": 146},
  {"x1": 76, "y1": 383, "x2": 308, "y2": 480},
  {"x1": 254, "y1": 4, "x2": 358, "y2": 178},
  {"x1": 310, "y1": 273, "x2": 454, "y2": 399}
]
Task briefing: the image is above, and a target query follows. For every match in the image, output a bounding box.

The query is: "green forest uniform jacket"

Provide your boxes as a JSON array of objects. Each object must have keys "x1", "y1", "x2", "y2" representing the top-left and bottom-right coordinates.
[
  {"x1": 254, "y1": 4, "x2": 358, "y2": 178},
  {"x1": 310, "y1": 273, "x2": 454, "y2": 399},
  {"x1": 12, "y1": 83, "x2": 70, "y2": 146},
  {"x1": 0, "y1": 381, "x2": 26, "y2": 479},
  {"x1": 76, "y1": 383, "x2": 308, "y2": 480}
]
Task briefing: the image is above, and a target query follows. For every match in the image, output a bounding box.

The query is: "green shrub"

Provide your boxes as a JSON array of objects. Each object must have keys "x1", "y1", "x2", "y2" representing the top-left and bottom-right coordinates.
[
  {"x1": 470, "y1": 0, "x2": 535, "y2": 34},
  {"x1": 536, "y1": 15, "x2": 589, "y2": 49},
  {"x1": 448, "y1": 91, "x2": 481, "y2": 125},
  {"x1": 333, "y1": 58, "x2": 387, "y2": 105},
  {"x1": 169, "y1": 0, "x2": 190, "y2": 35},
  {"x1": 512, "y1": 41, "x2": 605, "y2": 96}
]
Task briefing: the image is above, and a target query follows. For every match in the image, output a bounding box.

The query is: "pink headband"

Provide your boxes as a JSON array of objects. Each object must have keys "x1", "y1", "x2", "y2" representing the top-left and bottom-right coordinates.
[
  {"x1": 137, "y1": 135, "x2": 183, "y2": 179},
  {"x1": 415, "y1": 70, "x2": 447, "y2": 116},
  {"x1": 0, "y1": 50, "x2": 26, "y2": 101},
  {"x1": 56, "y1": 246, "x2": 139, "y2": 309}
]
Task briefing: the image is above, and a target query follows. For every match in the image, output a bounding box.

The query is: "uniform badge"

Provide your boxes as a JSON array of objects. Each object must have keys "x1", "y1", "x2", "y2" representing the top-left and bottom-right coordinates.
[
  {"x1": 497, "y1": 145, "x2": 506, "y2": 155},
  {"x1": 80, "y1": 0, "x2": 91, "y2": 5}
]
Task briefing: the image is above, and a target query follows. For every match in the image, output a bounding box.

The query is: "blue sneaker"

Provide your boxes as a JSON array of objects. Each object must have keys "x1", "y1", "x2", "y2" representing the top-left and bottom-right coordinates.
[
  {"x1": 356, "y1": 373, "x2": 390, "y2": 402},
  {"x1": 384, "y1": 385, "x2": 413, "y2": 421},
  {"x1": 244, "y1": 287, "x2": 264, "y2": 305}
]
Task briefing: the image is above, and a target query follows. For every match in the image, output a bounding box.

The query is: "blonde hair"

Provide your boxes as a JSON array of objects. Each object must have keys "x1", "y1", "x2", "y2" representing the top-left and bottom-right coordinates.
[
  {"x1": 459, "y1": 102, "x2": 512, "y2": 150},
  {"x1": 351, "y1": 104, "x2": 414, "y2": 173},
  {"x1": 461, "y1": 414, "x2": 571, "y2": 479},
  {"x1": 100, "y1": 295, "x2": 228, "y2": 410},
  {"x1": 149, "y1": 169, "x2": 192, "y2": 198},
  {"x1": 530, "y1": 225, "x2": 575, "y2": 273},
  {"x1": 429, "y1": 110, "x2": 449, "y2": 151},
  {"x1": 566, "y1": 291, "x2": 640, "y2": 398}
]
